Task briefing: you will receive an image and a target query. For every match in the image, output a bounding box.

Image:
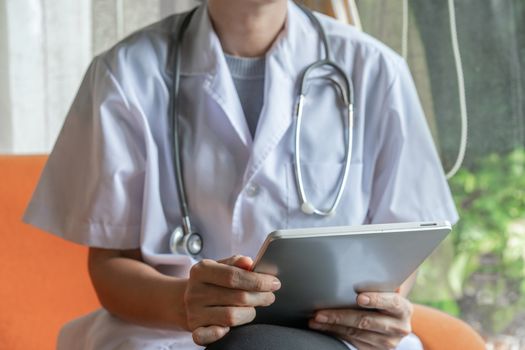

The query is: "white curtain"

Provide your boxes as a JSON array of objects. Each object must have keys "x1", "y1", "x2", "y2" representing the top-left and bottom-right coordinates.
[{"x1": 0, "y1": 0, "x2": 198, "y2": 154}]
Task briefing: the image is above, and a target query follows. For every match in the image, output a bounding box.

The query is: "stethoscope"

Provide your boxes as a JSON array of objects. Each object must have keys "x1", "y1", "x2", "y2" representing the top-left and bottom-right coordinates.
[{"x1": 169, "y1": 4, "x2": 355, "y2": 257}]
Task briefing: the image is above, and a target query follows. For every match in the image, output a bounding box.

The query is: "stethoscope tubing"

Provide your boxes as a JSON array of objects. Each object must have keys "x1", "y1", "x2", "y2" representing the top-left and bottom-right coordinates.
[
  {"x1": 292, "y1": 7, "x2": 355, "y2": 216},
  {"x1": 169, "y1": 4, "x2": 355, "y2": 256},
  {"x1": 171, "y1": 8, "x2": 198, "y2": 238}
]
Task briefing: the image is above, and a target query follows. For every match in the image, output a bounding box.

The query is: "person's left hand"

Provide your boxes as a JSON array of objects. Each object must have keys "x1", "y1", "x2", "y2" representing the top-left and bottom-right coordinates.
[{"x1": 308, "y1": 292, "x2": 413, "y2": 349}]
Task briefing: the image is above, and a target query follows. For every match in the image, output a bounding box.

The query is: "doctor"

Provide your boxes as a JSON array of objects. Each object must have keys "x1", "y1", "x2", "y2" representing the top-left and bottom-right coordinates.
[{"x1": 24, "y1": 0, "x2": 458, "y2": 349}]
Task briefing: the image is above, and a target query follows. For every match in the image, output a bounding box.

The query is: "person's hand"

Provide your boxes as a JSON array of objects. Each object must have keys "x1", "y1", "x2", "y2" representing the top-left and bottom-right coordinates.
[
  {"x1": 184, "y1": 255, "x2": 281, "y2": 345},
  {"x1": 308, "y1": 292, "x2": 413, "y2": 349}
]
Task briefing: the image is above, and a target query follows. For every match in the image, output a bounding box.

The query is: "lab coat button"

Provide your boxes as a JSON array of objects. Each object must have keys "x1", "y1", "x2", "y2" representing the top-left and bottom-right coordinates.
[{"x1": 246, "y1": 183, "x2": 260, "y2": 197}]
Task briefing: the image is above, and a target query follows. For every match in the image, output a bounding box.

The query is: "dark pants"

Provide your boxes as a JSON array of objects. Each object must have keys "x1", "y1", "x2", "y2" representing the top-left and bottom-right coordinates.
[{"x1": 205, "y1": 324, "x2": 348, "y2": 350}]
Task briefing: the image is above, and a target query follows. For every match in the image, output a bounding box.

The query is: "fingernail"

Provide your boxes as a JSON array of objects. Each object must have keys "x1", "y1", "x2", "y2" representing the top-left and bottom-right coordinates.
[
  {"x1": 272, "y1": 279, "x2": 281, "y2": 291},
  {"x1": 315, "y1": 314, "x2": 329, "y2": 323},
  {"x1": 359, "y1": 295, "x2": 371, "y2": 306}
]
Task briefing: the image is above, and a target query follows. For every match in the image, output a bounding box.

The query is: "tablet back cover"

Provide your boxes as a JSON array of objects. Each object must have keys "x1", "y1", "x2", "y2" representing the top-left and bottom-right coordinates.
[{"x1": 252, "y1": 224, "x2": 449, "y2": 327}]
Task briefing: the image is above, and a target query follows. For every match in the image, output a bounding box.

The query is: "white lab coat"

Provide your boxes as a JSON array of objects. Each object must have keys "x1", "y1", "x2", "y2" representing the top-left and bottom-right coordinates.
[{"x1": 24, "y1": 2, "x2": 457, "y2": 349}]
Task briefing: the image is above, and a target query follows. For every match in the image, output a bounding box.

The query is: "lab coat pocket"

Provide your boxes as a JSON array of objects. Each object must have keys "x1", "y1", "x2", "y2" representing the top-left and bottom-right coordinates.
[{"x1": 286, "y1": 161, "x2": 365, "y2": 229}]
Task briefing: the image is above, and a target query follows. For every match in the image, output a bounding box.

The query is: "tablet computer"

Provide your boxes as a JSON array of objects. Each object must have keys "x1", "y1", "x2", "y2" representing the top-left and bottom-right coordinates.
[{"x1": 251, "y1": 221, "x2": 451, "y2": 327}]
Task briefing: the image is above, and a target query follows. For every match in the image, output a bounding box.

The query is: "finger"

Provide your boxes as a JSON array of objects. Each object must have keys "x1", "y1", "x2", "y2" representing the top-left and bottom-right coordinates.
[
  {"x1": 191, "y1": 259, "x2": 281, "y2": 292},
  {"x1": 188, "y1": 306, "x2": 257, "y2": 328},
  {"x1": 218, "y1": 255, "x2": 254, "y2": 270},
  {"x1": 192, "y1": 326, "x2": 230, "y2": 346},
  {"x1": 309, "y1": 319, "x2": 370, "y2": 341},
  {"x1": 187, "y1": 283, "x2": 275, "y2": 307},
  {"x1": 357, "y1": 293, "x2": 412, "y2": 318},
  {"x1": 309, "y1": 321, "x2": 400, "y2": 349},
  {"x1": 312, "y1": 309, "x2": 411, "y2": 337}
]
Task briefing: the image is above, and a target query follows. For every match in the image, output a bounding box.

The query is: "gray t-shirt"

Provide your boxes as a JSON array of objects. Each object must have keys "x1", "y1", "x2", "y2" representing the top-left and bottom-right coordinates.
[{"x1": 224, "y1": 54, "x2": 266, "y2": 138}]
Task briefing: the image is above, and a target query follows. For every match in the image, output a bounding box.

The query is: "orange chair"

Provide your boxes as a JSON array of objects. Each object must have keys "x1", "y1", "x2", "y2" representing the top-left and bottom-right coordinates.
[
  {"x1": 0, "y1": 155, "x2": 99, "y2": 350},
  {"x1": 0, "y1": 155, "x2": 485, "y2": 349}
]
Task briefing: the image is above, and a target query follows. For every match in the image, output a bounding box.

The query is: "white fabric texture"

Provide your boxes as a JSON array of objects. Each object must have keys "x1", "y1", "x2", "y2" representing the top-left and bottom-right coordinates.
[{"x1": 24, "y1": 1, "x2": 457, "y2": 349}]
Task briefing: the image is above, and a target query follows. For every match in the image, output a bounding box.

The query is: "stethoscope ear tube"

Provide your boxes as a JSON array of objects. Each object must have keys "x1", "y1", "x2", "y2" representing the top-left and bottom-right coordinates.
[
  {"x1": 293, "y1": 86, "x2": 354, "y2": 216},
  {"x1": 293, "y1": 8, "x2": 355, "y2": 216}
]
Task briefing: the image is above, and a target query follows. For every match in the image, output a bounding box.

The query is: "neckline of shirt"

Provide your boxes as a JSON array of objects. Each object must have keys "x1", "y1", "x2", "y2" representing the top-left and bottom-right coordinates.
[{"x1": 224, "y1": 54, "x2": 266, "y2": 79}]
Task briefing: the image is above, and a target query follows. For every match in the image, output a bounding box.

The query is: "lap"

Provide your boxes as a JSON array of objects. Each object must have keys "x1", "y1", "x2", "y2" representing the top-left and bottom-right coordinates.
[
  {"x1": 205, "y1": 324, "x2": 423, "y2": 350},
  {"x1": 205, "y1": 324, "x2": 348, "y2": 350}
]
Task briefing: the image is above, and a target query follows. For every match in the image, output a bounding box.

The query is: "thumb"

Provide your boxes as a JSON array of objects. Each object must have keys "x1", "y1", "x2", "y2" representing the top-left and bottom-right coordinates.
[
  {"x1": 192, "y1": 326, "x2": 230, "y2": 346},
  {"x1": 218, "y1": 255, "x2": 254, "y2": 270}
]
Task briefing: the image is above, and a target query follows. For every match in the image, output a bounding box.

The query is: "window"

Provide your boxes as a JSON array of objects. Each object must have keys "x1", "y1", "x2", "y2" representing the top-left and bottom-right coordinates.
[
  {"x1": 353, "y1": 0, "x2": 524, "y2": 346},
  {"x1": 0, "y1": 0, "x2": 198, "y2": 153}
]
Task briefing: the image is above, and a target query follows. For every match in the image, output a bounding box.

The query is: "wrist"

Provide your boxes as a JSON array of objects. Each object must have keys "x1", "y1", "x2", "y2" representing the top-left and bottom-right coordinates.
[{"x1": 169, "y1": 278, "x2": 190, "y2": 330}]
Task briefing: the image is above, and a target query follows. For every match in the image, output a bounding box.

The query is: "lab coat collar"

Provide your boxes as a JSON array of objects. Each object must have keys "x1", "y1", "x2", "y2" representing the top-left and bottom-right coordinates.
[
  {"x1": 179, "y1": 1, "x2": 315, "y2": 78},
  {"x1": 179, "y1": 1, "x2": 321, "y2": 177},
  {"x1": 179, "y1": 4, "x2": 218, "y2": 76},
  {"x1": 180, "y1": 3, "x2": 253, "y2": 147},
  {"x1": 244, "y1": 2, "x2": 320, "y2": 180},
  {"x1": 264, "y1": 1, "x2": 319, "y2": 80}
]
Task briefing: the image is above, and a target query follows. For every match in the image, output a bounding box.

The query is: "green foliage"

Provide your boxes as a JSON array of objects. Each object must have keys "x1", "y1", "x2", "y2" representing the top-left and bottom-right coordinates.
[
  {"x1": 451, "y1": 148, "x2": 525, "y2": 270},
  {"x1": 412, "y1": 148, "x2": 525, "y2": 335}
]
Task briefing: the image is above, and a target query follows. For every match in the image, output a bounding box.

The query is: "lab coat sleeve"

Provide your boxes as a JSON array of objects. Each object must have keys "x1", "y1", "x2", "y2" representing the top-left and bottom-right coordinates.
[
  {"x1": 23, "y1": 56, "x2": 146, "y2": 249},
  {"x1": 367, "y1": 59, "x2": 459, "y2": 224}
]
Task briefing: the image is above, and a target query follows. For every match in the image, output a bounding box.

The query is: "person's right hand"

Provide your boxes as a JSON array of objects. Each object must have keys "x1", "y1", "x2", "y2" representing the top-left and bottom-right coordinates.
[{"x1": 184, "y1": 255, "x2": 281, "y2": 345}]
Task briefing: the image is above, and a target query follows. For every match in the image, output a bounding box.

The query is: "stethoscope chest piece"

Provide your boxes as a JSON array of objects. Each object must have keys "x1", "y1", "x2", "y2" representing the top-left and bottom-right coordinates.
[{"x1": 169, "y1": 226, "x2": 203, "y2": 256}]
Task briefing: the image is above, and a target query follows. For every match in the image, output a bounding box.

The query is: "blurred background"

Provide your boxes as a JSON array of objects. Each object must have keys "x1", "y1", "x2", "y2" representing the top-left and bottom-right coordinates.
[{"x1": 1, "y1": 0, "x2": 524, "y2": 348}]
